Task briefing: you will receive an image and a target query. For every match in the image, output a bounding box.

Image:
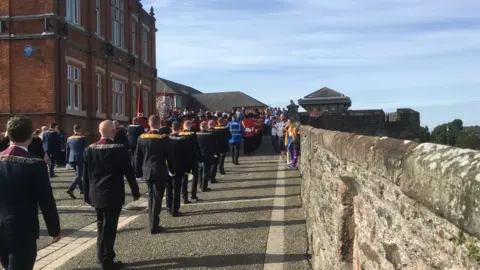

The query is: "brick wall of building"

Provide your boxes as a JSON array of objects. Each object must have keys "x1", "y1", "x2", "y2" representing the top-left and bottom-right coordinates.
[{"x1": 0, "y1": 0, "x2": 158, "y2": 138}]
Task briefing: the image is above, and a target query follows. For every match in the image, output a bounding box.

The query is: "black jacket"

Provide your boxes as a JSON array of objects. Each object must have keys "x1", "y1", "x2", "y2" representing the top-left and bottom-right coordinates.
[
  {"x1": 135, "y1": 131, "x2": 176, "y2": 181},
  {"x1": 212, "y1": 126, "x2": 232, "y2": 153},
  {"x1": 114, "y1": 128, "x2": 130, "y2": 149},
  {"x1": 83, "y1": 138, "x2": 140, "y2": 208},
  {"x1": 28, "y1": 136, "x2": 45, "y2": 159},
  {"x1": 0, "y1": 146, "x2": 60, "y2": 243},
  {"x1": 179, "y1": 131, "x2": 203, "y2": 169},
  {"x1": 126, "y1": 125, "x2": 144, "y2": 151},
  {"x1": 196, "y1": 131, "x2": 219, "y2": 161},
  {"x1": 169, "y1": 133, "x2": 191, "y2": 173}
]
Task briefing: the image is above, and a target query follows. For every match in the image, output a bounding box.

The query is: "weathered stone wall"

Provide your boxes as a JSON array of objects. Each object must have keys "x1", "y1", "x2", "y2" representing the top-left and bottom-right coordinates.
[
  {"x1": 304, "y1": 108, "x2": 420, "y2": 140},
  {"x1": 299, "y1": 126, "x2": 480, "y2": 270}
]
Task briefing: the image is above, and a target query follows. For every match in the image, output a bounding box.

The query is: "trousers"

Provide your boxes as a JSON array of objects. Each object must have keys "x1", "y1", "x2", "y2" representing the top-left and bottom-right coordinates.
[
  {"x1": 230, "y1": 143, "x2": 241, "y2": 163},
  {"x1": 95, "y1": 207, "x2": 122, "y2": 266},
  {"x1": 166, "y1": 173, "x2": 183, "y2": 213},
  {"x1": 0, "y1": 238, "x2": 37, "y2": 270},
  {"x1": 147, "y1": 180, "x2": 166, "y2": 229},
  {"x1": 183, "y1": 166, "x2": 199, "y2": 199},
  {"x1": 199, "y1": 158, "x2": 213, "y2": 190},
  {"x1": 68, "y1": 162, "x2": 83, "y2": 193}
]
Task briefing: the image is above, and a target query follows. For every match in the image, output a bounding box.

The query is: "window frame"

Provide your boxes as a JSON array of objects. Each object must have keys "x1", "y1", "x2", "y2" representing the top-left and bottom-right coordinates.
[
  {"x1": 66, "y1": 0, "x2": 80, "y2": 25},
  {"x1": 111, "y1": 0, "x2": 125, "y2": 48},
  {"x1": 131, "y1": 15, "x2": 138, "y2": 56},
  {"x1": 142, "y1": 28, "x2": 148, "y2": 63},
  {"x1": 112, "y1": 78, "x2": 125, "y2": 117},
  {"x1": 95, "y1": 0, "x2": 101, "y2": 35}
]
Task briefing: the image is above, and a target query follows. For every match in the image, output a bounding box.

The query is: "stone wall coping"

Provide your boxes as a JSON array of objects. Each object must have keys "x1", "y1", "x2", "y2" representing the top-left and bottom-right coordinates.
[{"x1": 300, "y1": 125, "x2": 480, "y2": 238}]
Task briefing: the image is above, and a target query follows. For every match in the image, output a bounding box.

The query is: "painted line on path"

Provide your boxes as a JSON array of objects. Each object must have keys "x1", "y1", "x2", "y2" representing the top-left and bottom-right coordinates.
[{"x1": 263, "y1": 157, "x2": 286, "y2": 270}]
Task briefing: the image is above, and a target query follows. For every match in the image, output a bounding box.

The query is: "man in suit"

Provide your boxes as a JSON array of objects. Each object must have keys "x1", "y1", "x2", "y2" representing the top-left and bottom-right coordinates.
[
  {"x1": 83, "y1": 120, "x2": 140, "y2": 269},
  {"x1": 43, "y1": 123, "x2": 61, "y2": 177},
  {"x1": 113, "y1": 120, "x2": 129, "y2": 149},
  {"x1": 196, "y1": 122, "x2": 219, "y2": 192},
  {"x1": 65, "y1": 124, "x2": 88, "y2": 199},
  {"x1": 126, "y1": 118, "x2": 144, "y2": 167},
  {"x1": 0, "y1": 115, "x2": 61, "y2": 269},
  {"x1": 135, "y1": 115, "x2": 175, "y2": 234},
  {"x1": 210, "y1": 118, "x2": 232, "y2": 181},
  {"x1": 180, "y1": 120, "x2": 203, "y2": 203},
  {"x1": 167, "y1": 122, "x2": 189, "y2": 216}
]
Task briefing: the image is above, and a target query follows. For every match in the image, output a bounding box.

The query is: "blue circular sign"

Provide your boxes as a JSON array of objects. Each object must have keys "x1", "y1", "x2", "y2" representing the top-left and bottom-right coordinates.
[{"x1": 23, "y1": 45, "x2": 34, "y2": 57}]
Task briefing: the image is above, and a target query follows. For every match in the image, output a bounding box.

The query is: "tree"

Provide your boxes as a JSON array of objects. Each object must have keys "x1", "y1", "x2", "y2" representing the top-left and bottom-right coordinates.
[
  {"x1": 420, "y1": 126, "x2": 431, "y2": 142},
  {"x1": 456, "y1": 127, "x2": 480, "y2": 150}
]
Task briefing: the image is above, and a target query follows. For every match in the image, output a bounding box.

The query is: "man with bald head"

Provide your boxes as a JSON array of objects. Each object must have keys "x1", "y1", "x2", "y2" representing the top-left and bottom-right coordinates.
[{"x1": 83, "y1": 120, "x2": 140, "y2": 269}]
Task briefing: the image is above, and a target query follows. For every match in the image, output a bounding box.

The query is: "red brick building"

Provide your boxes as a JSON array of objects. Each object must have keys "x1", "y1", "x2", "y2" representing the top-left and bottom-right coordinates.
[{"x1": 0, "y1": 0, "x2": 157, "y2": 139}]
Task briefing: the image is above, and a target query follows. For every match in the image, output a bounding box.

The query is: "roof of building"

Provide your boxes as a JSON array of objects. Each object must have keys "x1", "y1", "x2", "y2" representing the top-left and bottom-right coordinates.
[
  {"x1": 191, "y1": 92, "x2": 268, "y2": 111},
  {"x1": 304, "y1": 87, "x2": 345, "y2": 98},
  {"x1": 157, "y1": 78, "x2": 203, "y2": 95}
]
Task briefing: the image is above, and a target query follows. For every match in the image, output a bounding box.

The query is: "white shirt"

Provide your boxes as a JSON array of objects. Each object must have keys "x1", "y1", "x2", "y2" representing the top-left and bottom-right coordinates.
[
  {"x1": 271, "y1": 123, "x2": 278, "y2": 136},
  {"x1": 276, "y1": 121, "x2": 286, "y2": 137}
]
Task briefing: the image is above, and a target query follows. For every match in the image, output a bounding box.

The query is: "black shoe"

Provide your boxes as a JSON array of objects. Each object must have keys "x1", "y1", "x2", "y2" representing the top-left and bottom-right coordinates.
[
  {"x1": 66, "y1": 190, "x2": 76, "y2": 199},
  {"x1": 191, "y1": 196, "x2": 198, "y2": 200},
  {"x1": 202, "y1": 188, "x2": 211, "y2": 192},
  {"x1": 167, "y1": 208, "x2": 172, "y2": 213},
  {"x1": 183, "y1": 199, "x2": 191, "y2": 204},
  {"x1": 150, "y1": 226, "x2": 163, "y2": 234},
  {"x1": 220, "y1": 171, "x2": 226, "y2": 175},
  {"x1": 172, "y1": 211, "x2": 182, "y2": 217},
  {"x1": 211, "y1": 179, "x2": 218, "y2": 183}
]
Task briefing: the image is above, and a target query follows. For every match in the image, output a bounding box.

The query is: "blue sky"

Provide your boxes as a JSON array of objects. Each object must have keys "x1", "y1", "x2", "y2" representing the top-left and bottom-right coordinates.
[{"x1": 145, "y1": 0, "x2": 480, "y2": 128}]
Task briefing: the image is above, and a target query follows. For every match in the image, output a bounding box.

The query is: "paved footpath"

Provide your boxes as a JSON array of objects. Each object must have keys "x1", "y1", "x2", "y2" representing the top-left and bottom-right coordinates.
[{"x1": 26, "y1": 142, "x2": 311, "y2": 270}]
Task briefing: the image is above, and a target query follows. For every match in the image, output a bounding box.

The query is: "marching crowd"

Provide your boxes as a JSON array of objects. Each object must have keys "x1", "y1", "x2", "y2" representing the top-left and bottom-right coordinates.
[{"x1": 0, "y1": 107, "x2": 300, "y2": 270}]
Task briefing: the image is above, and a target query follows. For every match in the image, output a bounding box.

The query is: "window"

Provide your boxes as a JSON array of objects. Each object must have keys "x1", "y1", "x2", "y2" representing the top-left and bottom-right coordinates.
[
  {"x1": 111, "y1": 0, "x2": 124, "y2": 47},
  {"x1": 66, "y1": 0, "x2": 80, "y2": 25},
  {"x1": 132, "y1": 85, "x2": 137, "y2": 117},
  {"x1": 175, "y1": 95, "x2": 182, "y2": 108},
  {"x1": 112, "y1": 79, "x2": 125, "y2": 116},
  {"x1": 96, "y1": 73, "x2": 103, "y2": 113},
  {"x1": 95, "y1": 0, "x2": 101, "y2": 35},
  {"x1": 131, "y1": 17, "x2": 137, "y2": 55},
  {"x1": 66, "y1": 64, "x2": 81, "y2": 110},
  {"x1": 142, "y1": 29, "x2": 148, "y2": 62},
  {"x1": 143, "y1": 90, "x2": 149, "y2": 117}
]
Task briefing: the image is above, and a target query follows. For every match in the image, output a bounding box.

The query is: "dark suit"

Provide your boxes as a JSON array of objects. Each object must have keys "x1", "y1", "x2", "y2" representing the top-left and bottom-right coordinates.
[
  {"x1": 43, "y1": 130, "x2": 61, "y2": 177},
  {"x1": 179, "y1": 131, "x2": 203, "y2": 200},
  {"x1": 0, "y1": 146, "x2": 60, "y2": 269},
  {"x1": 126, "y1": 125, "x2": 144, "y2": 167},
  {"x1": 66, "y1": 134, "x2": 88, "y2": 193},
  {"x1": 28, "y1": 136, "x2": 45, "y2": 159},
  {"x1": 114, "y1": 129, "x2": 129, "y2": 150},
  {"x1": 196, "y1": 131, "x2": 219, "y2": 191},
  {"x1": 167, "y1": 133, "x2": 190, "y2": 213},
  {"x1": 83, "y1": 138, "x2": 140, "y2": 268},
  {"x1": 135, "y1": 131, "x2": 175, "y2": 231},
  {"x1": 211, "y1": 126, "x2": 232, "y2": 179},
  {"x1": 0, "y1": 137, "x2": 9, "y2": 152}
]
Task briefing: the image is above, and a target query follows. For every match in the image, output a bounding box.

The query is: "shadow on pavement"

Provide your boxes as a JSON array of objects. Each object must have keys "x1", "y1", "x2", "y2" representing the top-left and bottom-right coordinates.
[
  {"x1": 226, "y1": 175, "x2": 301, "y2": 183},
  {"x1": 165, "y1": 219, "x2": 306, "y2": 234},
  {"x1": 212, "y1": 183, "x2": 300, "y2": 192},
  {"x1": 71, "y1": 253, "x2": 308, "y2": 269},
  {"x1": 203, "y1": 193, "x2": 298, "y2": 203},
  {"x1": 183, "y1": 205, "x2": 302, "y2": 216}
]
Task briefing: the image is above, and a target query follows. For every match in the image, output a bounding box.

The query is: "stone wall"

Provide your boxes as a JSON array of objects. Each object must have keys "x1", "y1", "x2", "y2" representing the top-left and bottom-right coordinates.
[
  {"x1": 304, "y1": 108, "x2": 420, "y2": 140},
  {"x1": 299, "y1": 126, "x2": 480, "y2": 270}
]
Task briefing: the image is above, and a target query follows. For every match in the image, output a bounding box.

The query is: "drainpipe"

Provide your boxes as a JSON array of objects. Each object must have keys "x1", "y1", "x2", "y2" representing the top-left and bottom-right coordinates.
[{"x1": 8, "y1": 0, "x2": 12, "y2": 114}]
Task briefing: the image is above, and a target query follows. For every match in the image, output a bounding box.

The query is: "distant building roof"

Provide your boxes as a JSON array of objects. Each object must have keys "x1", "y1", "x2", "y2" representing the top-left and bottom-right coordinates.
[
  {"x1": 157, "y1": 78, "x2": 202, "y2": 95},
  {"x1": 191, "y1": 92, "x2": 268, "y2": 111},
  {"x1": 298, "y1": 86, "x2": 352, "y2": 108},
  {"x1": 304, "y1": 87, "x2": 345, "y2": 98}
]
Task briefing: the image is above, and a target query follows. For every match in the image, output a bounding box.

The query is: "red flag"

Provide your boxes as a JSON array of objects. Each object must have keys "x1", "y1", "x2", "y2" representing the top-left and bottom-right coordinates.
[{"x1": 136, "y1": 81, "x2": 143, "y2": 118}]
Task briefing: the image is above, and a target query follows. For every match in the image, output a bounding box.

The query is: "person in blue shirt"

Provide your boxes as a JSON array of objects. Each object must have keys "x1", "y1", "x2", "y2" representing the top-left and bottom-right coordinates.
[{"x1": 226, "y1": 115, "x2": 244, "y2": 165}]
